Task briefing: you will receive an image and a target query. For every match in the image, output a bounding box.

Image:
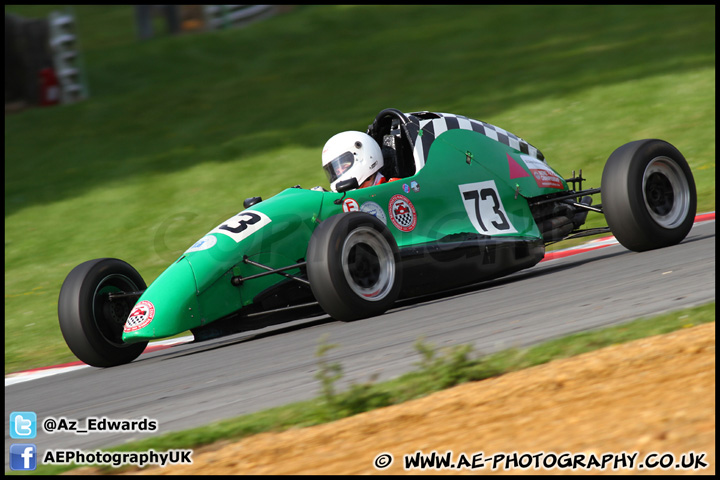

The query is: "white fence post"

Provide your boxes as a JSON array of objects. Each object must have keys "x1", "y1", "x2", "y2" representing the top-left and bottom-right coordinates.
[{"x1": 48, "y1": 9, "x2": 88, "y2": 104}]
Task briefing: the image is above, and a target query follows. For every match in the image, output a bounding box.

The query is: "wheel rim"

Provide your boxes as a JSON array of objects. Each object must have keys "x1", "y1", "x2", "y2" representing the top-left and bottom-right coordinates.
[
  {"x1": 341, "y1": 227, "x2": 395, "y2": 301},
  {"x1": 642, "y1": 156, "x2": 691, "y2": 229},
  {"x1": 92, "y1": 274, "x2": 140, "y2": 347}
]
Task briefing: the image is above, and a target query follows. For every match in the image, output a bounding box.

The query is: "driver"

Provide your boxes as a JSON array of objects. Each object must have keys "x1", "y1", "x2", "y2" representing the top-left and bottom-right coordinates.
[{"x1": 321, "y1": 131, "x2": 397, "y2": 191}]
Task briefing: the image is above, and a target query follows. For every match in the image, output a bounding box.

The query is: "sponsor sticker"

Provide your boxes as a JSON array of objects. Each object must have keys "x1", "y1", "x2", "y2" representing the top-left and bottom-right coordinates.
[
  {"x1": 389, "y1": 194, "x2": 417, "y2": 232},
  {"x1": 360, "y1": 201, "x2": 387, "y2": 224},
  {"x1": 184, "y1": 235, "x2": 217, "y2": 254},
  {"x1": 343, "y1": 198, "x2": 360, "y2": 212},
  {"x1": 124, "y1": 300, "x2": 155, "y2": 333},
  {"x1": 520, "y1": 154, "x2": 564, "y2": 189}
]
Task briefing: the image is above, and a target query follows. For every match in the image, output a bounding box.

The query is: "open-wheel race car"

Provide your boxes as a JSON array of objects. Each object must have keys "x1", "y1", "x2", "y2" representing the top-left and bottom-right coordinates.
[{"x1": 58, "y1": 108, "x2": 697, "y2": 367}]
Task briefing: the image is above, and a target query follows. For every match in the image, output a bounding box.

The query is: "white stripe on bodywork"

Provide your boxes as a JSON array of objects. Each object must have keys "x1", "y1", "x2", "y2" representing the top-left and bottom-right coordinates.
[
  {"x1": 457, "y1": 116, "x2": 473, "y2": 131},
  {"x1": 432, "y1": 118, "x2": 448, "y2": 140}
]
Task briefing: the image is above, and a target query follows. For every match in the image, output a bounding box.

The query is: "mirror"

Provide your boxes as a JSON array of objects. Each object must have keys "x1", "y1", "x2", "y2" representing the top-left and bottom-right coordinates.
[
  {"x1": 243, "y1": 196, "x2": 262, "y2": 209},
  {"x1": 336, "y1": 178, "x2": 359, "y2": 193}
]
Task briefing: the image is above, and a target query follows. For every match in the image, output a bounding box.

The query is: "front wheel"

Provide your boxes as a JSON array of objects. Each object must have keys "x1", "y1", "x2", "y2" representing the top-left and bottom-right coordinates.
[
  {"x1": 601, "y1": 139, "x2": 696, "y2": 252},
  {"x1": 306, "y1": 213, "x2": 402, "y2": 322},
  {"x1": 58, "y1": 258, "x2": 148, "y2": 367}
]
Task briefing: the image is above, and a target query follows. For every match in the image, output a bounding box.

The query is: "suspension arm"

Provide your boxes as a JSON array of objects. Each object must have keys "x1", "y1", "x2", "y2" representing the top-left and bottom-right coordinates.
[{"x1": 231, "y1": 257, "x2": 310, "y2": 286}]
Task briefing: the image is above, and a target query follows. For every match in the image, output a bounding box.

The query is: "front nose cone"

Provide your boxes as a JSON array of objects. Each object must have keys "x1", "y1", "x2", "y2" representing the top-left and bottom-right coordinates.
[{"x1": 122, "y1": 257, "x2": 201, "y2": 343}]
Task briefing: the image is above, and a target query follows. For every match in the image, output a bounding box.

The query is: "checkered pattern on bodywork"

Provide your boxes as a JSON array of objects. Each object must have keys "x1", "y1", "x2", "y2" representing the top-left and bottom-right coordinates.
[
  {"x1": 392, "y1": 203, "x2": 413, "y2": 228},
  {"x1": 405, "y1": 112, "x2": 545, "y2": 172}
]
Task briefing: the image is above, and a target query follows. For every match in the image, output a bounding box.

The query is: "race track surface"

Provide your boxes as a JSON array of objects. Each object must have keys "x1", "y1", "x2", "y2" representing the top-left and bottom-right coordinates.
[{"x1": 4, "y1": 220, "x2": 715, "y2": 471}]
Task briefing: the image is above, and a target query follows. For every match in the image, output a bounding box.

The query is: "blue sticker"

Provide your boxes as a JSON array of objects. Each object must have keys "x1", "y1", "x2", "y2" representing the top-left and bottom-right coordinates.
[
  {"x1": 360, "y1": 201, "x2": 387, "y2": 225},
  {"x1": 185, "y1": 234, "x2": 217, "y2": 253}
]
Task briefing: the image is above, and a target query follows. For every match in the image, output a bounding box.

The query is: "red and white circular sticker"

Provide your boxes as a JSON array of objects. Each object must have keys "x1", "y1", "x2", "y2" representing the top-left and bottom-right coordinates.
[
  {"x1": 342, "y1": 198, "x2": 360, "y2": 212},
  {"x1": 124, "y1": 300, "x2": 155, "y2": 332},
  {"x1": 389, "y1": 194, "x2": 417, "y2": 232}
]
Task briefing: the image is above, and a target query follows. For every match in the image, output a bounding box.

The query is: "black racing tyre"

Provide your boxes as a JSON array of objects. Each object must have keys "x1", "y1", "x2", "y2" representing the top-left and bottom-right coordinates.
[
  {"x1": 306, "y1": 212, "x2": 402, "y2": 322},
  {"x1": 58, "y1": 258, "x2": 148, "y2": 367},
  {"x1": 601, "y1": 139, "x2": 696, "y2": 252}
]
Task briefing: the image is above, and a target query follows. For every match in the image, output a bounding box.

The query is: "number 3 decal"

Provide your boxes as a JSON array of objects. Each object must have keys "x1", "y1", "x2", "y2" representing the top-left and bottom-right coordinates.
[
  {"x1": 211, "y1": 210, "x2": 272, "y2": 243},
  {"x1": 459, "y1": 181, "x2": 517, "y2": 235}
]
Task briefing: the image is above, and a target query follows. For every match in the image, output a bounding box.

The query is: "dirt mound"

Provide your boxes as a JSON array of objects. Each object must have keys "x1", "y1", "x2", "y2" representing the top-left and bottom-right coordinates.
[{"x1": 118, "y1": 322, "x2": 714, "y2": 475}]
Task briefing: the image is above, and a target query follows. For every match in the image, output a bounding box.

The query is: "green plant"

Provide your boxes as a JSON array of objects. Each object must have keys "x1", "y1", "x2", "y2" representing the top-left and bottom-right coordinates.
[
  {"x1": 314, "y1": 335, "x2": 393, "y2": 419},
  {"x1": 314, "y1": 335, "x2": 344, "y2": 419}
]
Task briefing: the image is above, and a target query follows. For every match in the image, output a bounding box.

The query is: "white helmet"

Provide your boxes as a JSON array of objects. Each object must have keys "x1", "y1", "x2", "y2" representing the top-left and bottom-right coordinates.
[{"x1": 322, "y1": 131, "x2": 384, "y2": 192}]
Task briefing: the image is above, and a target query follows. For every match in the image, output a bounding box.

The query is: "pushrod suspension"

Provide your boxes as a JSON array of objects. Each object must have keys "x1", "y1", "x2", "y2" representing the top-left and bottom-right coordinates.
[{"x1": 231, "y1": 257, "x2": 309, "y2": 286}]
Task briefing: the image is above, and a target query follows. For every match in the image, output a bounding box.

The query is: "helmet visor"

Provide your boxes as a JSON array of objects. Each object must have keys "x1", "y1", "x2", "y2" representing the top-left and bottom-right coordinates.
[{"x1": 323, "y1": 151, "x2": 355, "y2": 183}]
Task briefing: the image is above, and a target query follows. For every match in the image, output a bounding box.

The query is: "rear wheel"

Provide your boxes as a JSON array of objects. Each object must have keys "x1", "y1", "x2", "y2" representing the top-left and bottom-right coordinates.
[
  {"x1": 306, "y1": 213, "x2": 402, "y2": 321},
  {"x1": 601, "y1": 139, "x2": 696, "y2": 252},
  {"x1": 58, "y1": 258, "x2": 148, "y2": 367}
]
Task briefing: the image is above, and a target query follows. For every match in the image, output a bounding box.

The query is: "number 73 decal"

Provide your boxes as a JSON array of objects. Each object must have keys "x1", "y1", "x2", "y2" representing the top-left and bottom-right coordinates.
[{"x1": 459, "y1": 181, "x2": 517, "y2": 235}]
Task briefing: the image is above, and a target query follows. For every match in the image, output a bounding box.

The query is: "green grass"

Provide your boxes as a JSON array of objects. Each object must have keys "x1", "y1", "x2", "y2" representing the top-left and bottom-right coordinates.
[
  {"x1": 4, "y1": 5, "x2": 716, "y2": 373},
  {"x1": 20, "y1": 302, "x2": 715, "y2": 475}
]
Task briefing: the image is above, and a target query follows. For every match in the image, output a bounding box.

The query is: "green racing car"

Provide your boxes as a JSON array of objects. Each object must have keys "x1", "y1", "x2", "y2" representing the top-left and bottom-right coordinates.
[{"x1": 58, "y1": 108, "x2": 697, "y2": 367}]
